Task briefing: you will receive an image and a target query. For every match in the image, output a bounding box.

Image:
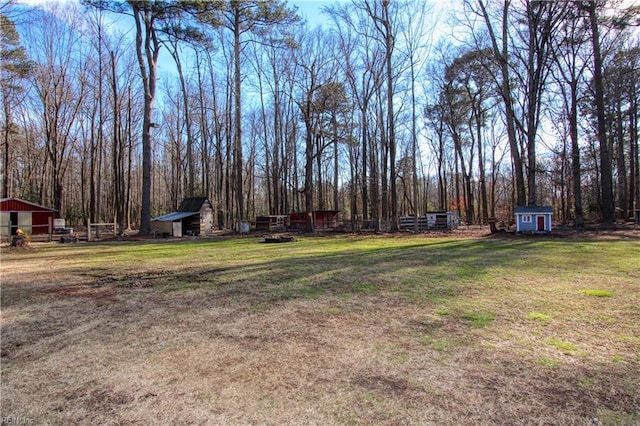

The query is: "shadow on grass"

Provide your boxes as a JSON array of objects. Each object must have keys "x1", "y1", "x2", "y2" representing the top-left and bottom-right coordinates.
[
  {"x1": 7, "y1": 235, "x2": 612, "y2": 303},
  {"x1": 114, "y1": 236, "x2": 555, "y2": 305},
  {"x1": 4, "y1": 235, "x2": 635, "y2": 310},
  {"x1": 3, "y1": 235, "x2": 637, "y2": 331}
]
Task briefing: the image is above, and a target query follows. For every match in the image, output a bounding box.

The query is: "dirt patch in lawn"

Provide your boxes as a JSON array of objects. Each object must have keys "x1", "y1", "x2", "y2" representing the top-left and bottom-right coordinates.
[{"x1": 1, "y1": 235, "x2": 638, "y2": 425}]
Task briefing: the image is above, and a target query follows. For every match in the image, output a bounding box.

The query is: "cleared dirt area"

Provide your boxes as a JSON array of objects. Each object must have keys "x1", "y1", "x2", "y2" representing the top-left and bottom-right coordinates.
[{"x1": 1, "y1": 233, "x2": 639, "y2": 425}]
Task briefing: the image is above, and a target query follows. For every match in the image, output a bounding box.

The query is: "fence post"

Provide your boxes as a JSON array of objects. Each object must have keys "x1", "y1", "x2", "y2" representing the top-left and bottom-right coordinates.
[
  {"x1": 48, "y1": 217, "x2": 53, "y2": 242},
  {"x1": 87, "y1": 219, "x2": 91, "y2": 242}
]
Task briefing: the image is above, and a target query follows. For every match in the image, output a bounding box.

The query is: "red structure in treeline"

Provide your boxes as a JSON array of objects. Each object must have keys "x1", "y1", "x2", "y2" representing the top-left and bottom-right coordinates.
[
  {"x1": 288, "y1": 211, "x2": 340, "y2": 230},
  {"x1": 0, "y1": 198, "x2": 57, "y2": 235},
  {"x1": 255, "y1": 211, "x2": 341, "y2": 231}
]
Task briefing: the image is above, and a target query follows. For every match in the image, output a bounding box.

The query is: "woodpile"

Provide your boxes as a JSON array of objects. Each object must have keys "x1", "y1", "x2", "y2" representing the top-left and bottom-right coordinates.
[{"x1": 263, "y1": 235, "x2": 296, "y2": 243}]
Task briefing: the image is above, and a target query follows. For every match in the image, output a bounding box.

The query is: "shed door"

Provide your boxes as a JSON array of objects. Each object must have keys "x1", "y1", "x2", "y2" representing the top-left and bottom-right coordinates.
[
  {"x1": 537, "y1": 215, "x2": 545, "y2": 231},
  {"x1": 18, "y1": 212, "x2": 31, "y2": 234},
  {"x1": 172, "y1": 221, "x2": 182, "y2": 237},
  {"x1": 10, "y1": 212, "x2": 18, "y2": 235}
]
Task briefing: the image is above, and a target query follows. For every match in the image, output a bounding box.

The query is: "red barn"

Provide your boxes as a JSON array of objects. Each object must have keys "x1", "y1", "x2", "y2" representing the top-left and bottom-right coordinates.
[{"x1": 0, "y1": 198, "x2": 57, "y2": 236}]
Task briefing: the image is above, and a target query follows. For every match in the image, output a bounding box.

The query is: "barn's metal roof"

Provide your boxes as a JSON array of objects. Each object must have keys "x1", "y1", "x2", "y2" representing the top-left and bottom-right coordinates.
[
  {"x1": 0, "y1": 198, "x2": 57, "y2": 212},
  {"x1": 151, "y1": 211, "x2": 198, "y2": 222}
]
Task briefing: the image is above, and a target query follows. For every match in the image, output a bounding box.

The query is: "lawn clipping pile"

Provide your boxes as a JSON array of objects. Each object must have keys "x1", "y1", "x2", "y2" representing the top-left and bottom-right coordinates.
[{"x1": 1, "y1": 233, "x2": 639, "y2": 424}]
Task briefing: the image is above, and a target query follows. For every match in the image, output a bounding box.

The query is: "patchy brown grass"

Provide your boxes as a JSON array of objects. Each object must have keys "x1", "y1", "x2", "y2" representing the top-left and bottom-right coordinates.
[{"x1": 1, "y1": 234, "x2": 639, "y2": 425}]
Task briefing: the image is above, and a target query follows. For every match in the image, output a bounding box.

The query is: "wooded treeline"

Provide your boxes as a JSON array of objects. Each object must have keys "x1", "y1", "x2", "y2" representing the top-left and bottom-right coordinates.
[{"x1": 1, "y1": 0, "x2": 639, "y2": 233}]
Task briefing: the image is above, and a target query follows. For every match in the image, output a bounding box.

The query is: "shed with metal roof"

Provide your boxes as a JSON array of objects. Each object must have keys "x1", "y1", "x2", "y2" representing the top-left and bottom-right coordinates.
[
  {"x1": 151, "y1": 197, "x2": 214, "y2": 237},
  {"x1": 0, "y1": 198, "x2": 57, "y2": 236}
]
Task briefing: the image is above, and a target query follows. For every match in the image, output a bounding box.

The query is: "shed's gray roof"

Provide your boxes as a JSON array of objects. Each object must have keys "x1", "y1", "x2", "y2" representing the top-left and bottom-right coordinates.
[
  {"x1": 152, "y1": 211, "x2": 198, "y2": 222},
  {"x1": 152, "y1": 197, "x2": 211, "y2": 221},
  {"x1": 178, "y1": 197, "x2": 211, "y2": 212},
  {"x1": 514, "y1": 206, "x2": 553, "y2": 214}
]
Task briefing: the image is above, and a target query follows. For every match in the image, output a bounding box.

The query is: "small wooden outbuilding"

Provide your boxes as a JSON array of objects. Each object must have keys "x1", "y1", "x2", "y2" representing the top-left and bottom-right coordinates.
[
  {"x1": 399, "y1": 212, "x2": 460, "y2": 232},
  {"x1": 0, "y1": 198, "x2": 57, "y2": 236},
  {"x1": 288, "y1": 210, "x2": 340, "y2": 230},
  {"x1": 514, "y1": 206, "x2": 553, "y2": 233},
  {"x1": 151, "y1": 197, "x2": 214, "y2": 237},
  {"x1": 312, "y1": 210, "x2": 340, "y2": 229},
  {"x1": 255, "y1": 215, "x2": 288, "y2": 232}
]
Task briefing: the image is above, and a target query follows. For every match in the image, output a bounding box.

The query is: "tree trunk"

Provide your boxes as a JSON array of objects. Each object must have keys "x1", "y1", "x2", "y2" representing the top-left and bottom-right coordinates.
[
  {"x1": 130, "y1": 3, "x2": 160, "y2": 235},
  {"x1": 2, "y1": 95, "x2": 11, "y2": 198},
  {"x1": 476, "y1": 110, "x2": 489, "y2": 224},
  {"x1": 304, "y1": 118, "x2": 314, "y2": 232},
  {"x1": 333, "y1": 112, "x2": 339, "y2": 211},
  {"x1": 478, "y1": 0, "x2": 526, "y2": 206},
  {"x1": 233, "y1": 6, "x2": 244, "y2": 222},
  {"x1": 361, "y1": 101, "x2": 369, "y2": 221},
  {"x1": 615, "y1": 104, "x2": 627, "y2": 219},
  {"x1": 588, "y1": 2, "x2": 614, "y2": 224},
  {"x1": 569, "y1": 79, "x2": 584, "y2": 227},
  {"x1": 169, "y1": 42, "x2": 195, "y2": 197},
  {"x1": 378, "y1": 100, "x2": 388, "y2": 228},
  {"x1": 629, "y1": 91, "x2": 638, "y2": 217},
  {"x1": 382, "y1": 1, "x2": 398, "y2": 231},
  {"x1": 370, "y1": 123, "x2": 380, "y2": 232}
]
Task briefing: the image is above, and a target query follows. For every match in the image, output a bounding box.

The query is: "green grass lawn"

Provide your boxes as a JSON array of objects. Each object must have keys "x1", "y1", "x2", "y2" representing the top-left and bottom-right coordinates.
[{"x1": 1, "y1": 234, "x2": 639, "y2": 424}]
